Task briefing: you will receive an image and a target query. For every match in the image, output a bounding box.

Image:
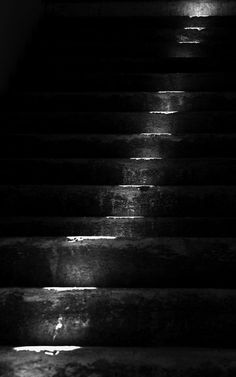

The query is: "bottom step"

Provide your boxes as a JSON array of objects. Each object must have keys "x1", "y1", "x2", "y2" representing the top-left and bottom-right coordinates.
[{"x1": 1, "y1": 347, "x2": 236, "y2": 377}]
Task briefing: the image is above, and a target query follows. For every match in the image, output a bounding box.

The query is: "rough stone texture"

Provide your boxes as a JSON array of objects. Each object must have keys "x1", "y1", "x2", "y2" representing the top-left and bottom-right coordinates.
[
  {"x1": 1, "y1": 347, "x2": 236, "y2": 377},
  {"x1": 8, "y1": 92, "x2": 236, "y2": 111},
  {"x1": 1, "y1": 158, "x2": 236, "y2": 185},
  {"x1": 0, "y1": 288, "x2": 236, "y2": 346},
  {"x1": 2, "y1": 111, "x2": 236, "y2": 134},
  {"x1": 24, "y1": 72, "x2": 236, "y2": 91},
  {"x1": 0, "y1": 185, "x2": 236, "y2": 216},
  {"x1": 0, "y1": 217, "x2": 235, "y2": 237},
  {"x1": 0, "y1": 237, "x2": 236, "y2": 287},
  {"x1": 1, "y1": 134, "x2": 236, "y2": 158}
]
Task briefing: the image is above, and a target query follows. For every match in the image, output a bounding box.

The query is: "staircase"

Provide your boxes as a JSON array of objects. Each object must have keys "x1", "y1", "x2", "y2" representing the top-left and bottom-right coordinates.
[{"x1": 1, "y1": 0, "x2": 236, "y2": 375}]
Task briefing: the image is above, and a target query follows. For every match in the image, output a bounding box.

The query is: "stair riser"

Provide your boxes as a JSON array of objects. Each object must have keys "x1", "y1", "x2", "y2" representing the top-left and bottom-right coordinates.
[
  {"x1": 1, "y1": 288, "x2": 236, "y2": 346},
  {"x1": 2, "y1": 159, "x2": 236, "y2": 185},
  {"x1": 1, "y1": 237, "x2": 236, "y2": 287},
  {"x1": 1, "y1": 185, "x2": 236, "y2": 216}
]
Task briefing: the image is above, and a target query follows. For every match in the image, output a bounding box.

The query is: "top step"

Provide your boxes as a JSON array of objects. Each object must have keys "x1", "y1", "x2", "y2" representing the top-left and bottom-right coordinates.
[{"x1": 47, "y1": 0, "x2": 236, "y2": 18}]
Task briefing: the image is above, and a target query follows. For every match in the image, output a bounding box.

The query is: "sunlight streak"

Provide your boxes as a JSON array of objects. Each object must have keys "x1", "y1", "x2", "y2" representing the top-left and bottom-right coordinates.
[
  {"x1": 43, "y1": 287, "x2": 97, "y2": 291},
  {"x1": 14, "y1": 346, "x2": 82, "y2": 355},
  {"x1": 149, "y1": 111, "x2": 178, "y2": 114},
  {"x1": 184, "y1": 27, "x2": 206, "y2": 31},
  {"x1": 67, "y1": 236, "x2": 117, "y2": 241}
]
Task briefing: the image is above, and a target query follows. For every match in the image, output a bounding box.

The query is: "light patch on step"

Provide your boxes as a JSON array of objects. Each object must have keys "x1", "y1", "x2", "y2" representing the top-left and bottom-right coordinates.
[
  {"x1": 140, "y1": 133, "x2": 172, "y2": 136},
  {"x1": 119, "y1": 185, "x2": 155, "y2": 188},
  {"x1": 178, "y1": 40, "x2": 201, "y2": 44},
  {"x1": 149, "y1": 111, "x2": 178, "y2": 114},
  {"x1": 43, "y1": 287, "x2": 97, "y2": 291},
  {"x1": 14, "y1": 346, "x2": 81, "y2": 356},
  {"x1": 106, "y1": 216, "x2": 144, "y2": 219},
  {"x1": 67, "y1": 236, "x2": 117, "y2": 242},
  {"x1": 184, "y1": 27, "x2": 205, "y2": 31},
  {"x1": 185, "y1": 3, "x2": 215, "y2": 17},
  {"x1": 158, "y1": 91, "x2": 184, "y2": 94},
  {"x1": 130, "y1": 157, "x2": 162, "y2": 160}
]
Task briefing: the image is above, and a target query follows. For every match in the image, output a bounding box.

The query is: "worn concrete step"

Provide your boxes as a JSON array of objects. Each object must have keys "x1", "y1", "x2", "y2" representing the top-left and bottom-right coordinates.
[
  {"x1": 0, "y1": 217, "x2": 235, "y2": 236},
  {"x1": 8, "y1": 92, "x2": 236, "y2": 111},
  {"x1": 2, "y1": 158, "x2": 236, "y2": 185},
  {"x1": 20, "y1": 72, "x2": 236, "y2": 92},
  {"x1": 1, "y1": 134, "x2": 236, "y2": 158},
  {"x1": 1, "y1": 237, "x2": 236, "y2": 287},
  {"x1": 1, "y1": 347, "x2": 236, "y2": 377},
  {"x1": 38, "y1": 43, "x2": 236, "y2": 59},
  {"x1": 3, "y1": 112, "x2": 236, "y2": 134},
  {"x1": 1, "y1": 288, "x2": 236, "y2": 346},
  {"x1": 0, "y1": 185, "x2": 236, "y2": 216},
  {"x1": 38, "y1": 29, "x2": 236, "y2": 48},
  {"x1": 42, "y1": 15, "x2": 236, "y2": 30},
  {"x1": 47, "y1": 1, "x2": 236, "y2": 17},
  {"x1": 36, "y1": 56, "x2": 236, "y2": 73}
]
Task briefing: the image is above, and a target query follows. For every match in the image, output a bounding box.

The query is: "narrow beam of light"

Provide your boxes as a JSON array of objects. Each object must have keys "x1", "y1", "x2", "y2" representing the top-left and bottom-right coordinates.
[
  {"x1": 184, "y1": 27, "x2": 206, "y2": 30},
  {"x1": 178, "y1": 40, "x2": 201, "y2": 44},
  {"x1": 67, "y1": 236, "x2": 117, "y2": 241},
  {"x1": 140, "y1": 133, "x2": 172, "y2": 136},
  {"x1": 130, "y1": 157, "x2": 162, "y2": 160},
  {"x1": 149, "y1": 111, "x2": 178, "y2": 114},
  {"x1": 158, "y1": 91, "x2": 184, "y2": 94},
  {"x1": 189, "y1": 14, "x2": 210, "y2": 18},
  {"x1": 106, "y1": 216, "x2": 144, "y2": 219},
  {"x1": 119, "y1": 185, "x2": 155, "y2": 188},
  {"x1": 14, "y1": 346, "x2": 81, "y2": 354},
  {"x1": 43, "y1": 287, "x2": 97, "y2": 291}
]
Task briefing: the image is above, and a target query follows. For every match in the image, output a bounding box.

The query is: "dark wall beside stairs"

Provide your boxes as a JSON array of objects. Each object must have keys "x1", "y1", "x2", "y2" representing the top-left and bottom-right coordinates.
[{"x1": 0, "y1": 0, "x2": 44, "y2": 94}]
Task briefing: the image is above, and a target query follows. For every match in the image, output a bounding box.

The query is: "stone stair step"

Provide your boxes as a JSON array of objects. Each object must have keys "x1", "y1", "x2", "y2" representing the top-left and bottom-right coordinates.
[
  {"x1": 43, "y1": 15, "x2": 236, "y2": 28},
  {"x1": 0, "y1": 216, "x2": 234, "y2": 236},
  {"x1": 0, "y1": 185, "x2": 236, "y2": 216},
  {"x1": 8, "y1": 92, "x2": 236, "y2": 111},
  {"x1": 47, "y1": 0, "x2": 236, "y2": 18},
  {"x1": 20, "y1": 72, "x2": 236, "y2": 91},
  {"x1": 2, "y1": 158, "x2": 236, "y2": 185},
  {"x1": 1, "y1": 347, "x2": 236, "y2": 377},
  {"x1": 34, "y1": 56, "x2": 236, "y2": 72},
  {"x1": 2, "y1": 112, "x2": 236, "y2": 134},
  {"x1": 0, "y1": 288, "x2": 236, "y2": 346},
  {"x1": 0, "y1": 237, "x2": 236, "y2": 287},
  {"x1": 35, "y1": 43, "x2": 236, "y2": 58},
  {"x1": 0, "y1": 134, "x2": 236, "y2": 158}
]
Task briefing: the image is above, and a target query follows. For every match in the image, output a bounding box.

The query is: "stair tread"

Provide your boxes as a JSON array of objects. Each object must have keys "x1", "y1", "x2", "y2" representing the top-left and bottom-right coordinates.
[{"x1": 1, "y1": 347, "x2": 236, "y2": 377}]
